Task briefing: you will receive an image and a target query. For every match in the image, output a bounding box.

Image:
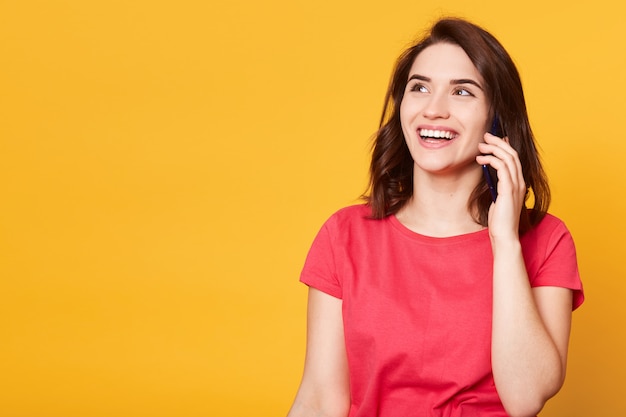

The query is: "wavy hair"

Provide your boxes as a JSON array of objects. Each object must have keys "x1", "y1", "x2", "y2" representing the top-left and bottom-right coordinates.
[{"x1": 364, "y1": 18, "x2": 550, "y2": 233}]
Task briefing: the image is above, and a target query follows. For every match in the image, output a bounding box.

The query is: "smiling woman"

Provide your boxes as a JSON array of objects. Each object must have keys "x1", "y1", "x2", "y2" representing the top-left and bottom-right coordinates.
[
  {"x1": 399, "y1": 43, "x2": 490, "y2": 196},
  {"x1": 368, "y1": 19, "x2": 550, "y2": 232},
  {"x1": 287, "y1": 17, "x2": 584, "y2": 417}
]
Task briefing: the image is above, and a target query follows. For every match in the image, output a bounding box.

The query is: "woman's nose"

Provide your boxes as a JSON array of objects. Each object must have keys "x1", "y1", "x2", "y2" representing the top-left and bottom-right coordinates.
[{"x1": 422, "y1": 94, "x2": 450, "y2": 119}]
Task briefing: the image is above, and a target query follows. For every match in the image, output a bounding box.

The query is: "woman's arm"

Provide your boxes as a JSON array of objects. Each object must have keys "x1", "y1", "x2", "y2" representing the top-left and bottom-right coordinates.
[
  {"x1": 491, "y1": 241, "x2": 573, "y2": 417},
  {"x1": 287, "y1": 288, "x2": 350, "y2": 417},
  {"x1": 477, "y1": 134, "x2": 574, "y2": 417}
]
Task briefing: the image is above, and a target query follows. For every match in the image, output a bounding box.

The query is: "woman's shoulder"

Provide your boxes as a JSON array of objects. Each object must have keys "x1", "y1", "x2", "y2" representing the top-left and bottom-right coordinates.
[
  {"x1": 521, "y1": 211, "x2": 577, "y2": 258},
  {"x1": 523, "y1": 212, "x2": 584, "y2": 308},
  {"x1": 320, "y1": 204, "x2": 379, "y2": 233},
  {"x1": 525, "y1": 212, "x2": 572, "y2": 240}
]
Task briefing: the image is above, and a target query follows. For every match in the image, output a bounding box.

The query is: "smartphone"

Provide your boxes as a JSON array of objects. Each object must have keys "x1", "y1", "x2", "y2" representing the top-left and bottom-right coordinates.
[{"x1": 482, "y1": 115, "x2": 501, "y2": 202}]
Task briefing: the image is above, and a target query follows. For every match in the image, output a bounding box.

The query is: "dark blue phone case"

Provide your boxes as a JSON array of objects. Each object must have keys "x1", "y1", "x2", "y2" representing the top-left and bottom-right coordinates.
[{"x1": 482, "y1": 115, "x2": 500, "y2": 202}]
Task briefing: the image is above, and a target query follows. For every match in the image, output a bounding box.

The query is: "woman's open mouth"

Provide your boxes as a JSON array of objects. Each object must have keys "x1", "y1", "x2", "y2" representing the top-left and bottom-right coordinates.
[{"x1": 419, "y1": 129, "x2": 458, "y2": 143}]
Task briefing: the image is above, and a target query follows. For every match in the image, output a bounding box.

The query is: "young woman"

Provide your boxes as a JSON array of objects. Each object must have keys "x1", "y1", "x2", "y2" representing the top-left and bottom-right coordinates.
[{"x1": 287, "y1": 18, "x2": 584, "y2": 417}]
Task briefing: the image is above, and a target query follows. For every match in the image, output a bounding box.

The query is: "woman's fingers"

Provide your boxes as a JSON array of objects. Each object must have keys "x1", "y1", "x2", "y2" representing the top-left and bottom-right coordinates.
[
  {"x1": 477, "y1": 133, "x2": 526, "y2": 198},
  {"x1": 476, "y1": 133, "x2": 526, "y2": 239}
]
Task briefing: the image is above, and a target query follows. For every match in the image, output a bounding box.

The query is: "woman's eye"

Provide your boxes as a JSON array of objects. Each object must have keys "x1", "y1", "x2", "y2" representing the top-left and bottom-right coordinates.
[
  {"x1": 454, "y1": 88, "x2": 473, "y2": 96},
  {"x1": 410, "y1": 83, "x2": 428, "y2": 93}
]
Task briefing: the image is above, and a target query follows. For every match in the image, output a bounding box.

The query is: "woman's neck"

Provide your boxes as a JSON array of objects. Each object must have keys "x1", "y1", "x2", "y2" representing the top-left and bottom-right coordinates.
[{"x1": 396, "y1": 171, "x2": 484, "y2": 237}]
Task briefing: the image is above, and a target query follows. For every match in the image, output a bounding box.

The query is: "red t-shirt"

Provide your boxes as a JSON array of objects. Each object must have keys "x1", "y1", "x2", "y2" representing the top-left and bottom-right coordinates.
[{"x1": 300, "y1": 204, "x2": 584, "y2": 417}]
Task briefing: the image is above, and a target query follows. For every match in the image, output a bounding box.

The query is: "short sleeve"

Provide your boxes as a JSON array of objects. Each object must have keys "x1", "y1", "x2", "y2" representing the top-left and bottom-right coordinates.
[
  {"x1": 299, "y1": 217, "x2": 343, "y2": 299},
  {"x1": 529, "y1": 219, "x2": 584, "y2": 310}
]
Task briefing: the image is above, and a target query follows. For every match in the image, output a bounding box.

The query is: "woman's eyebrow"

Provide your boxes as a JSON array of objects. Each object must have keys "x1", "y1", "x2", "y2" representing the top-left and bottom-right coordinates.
[
  {"x1": 451, "y1": 78, "x2": 484, "y2": 91},
  {"x1": 408, "y1": 74, "x2": 430, "y2": 82}
]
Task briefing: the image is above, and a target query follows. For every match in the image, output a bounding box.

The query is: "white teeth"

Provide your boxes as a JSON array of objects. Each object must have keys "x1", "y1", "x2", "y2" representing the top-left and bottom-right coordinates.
[{"x1": 419, "y1": 129, "x2": 456, "y2": 139}]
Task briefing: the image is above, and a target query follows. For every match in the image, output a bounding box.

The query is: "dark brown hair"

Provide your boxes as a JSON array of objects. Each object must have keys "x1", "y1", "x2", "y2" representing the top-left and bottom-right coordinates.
[{"x1": 364, "y1": 18, "x2": 550, "y2": 233}]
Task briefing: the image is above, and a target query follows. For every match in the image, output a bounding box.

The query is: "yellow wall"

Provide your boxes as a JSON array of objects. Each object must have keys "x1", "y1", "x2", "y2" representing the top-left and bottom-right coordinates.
[{"x1": 0, "y1": 0, "x2": 623, "y2": 415}]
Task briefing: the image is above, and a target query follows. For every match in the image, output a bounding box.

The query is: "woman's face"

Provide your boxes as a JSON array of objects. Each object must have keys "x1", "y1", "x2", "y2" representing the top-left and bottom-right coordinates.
[{"x1": 400, "y1": 42, "x2": 491, "y2": 179}]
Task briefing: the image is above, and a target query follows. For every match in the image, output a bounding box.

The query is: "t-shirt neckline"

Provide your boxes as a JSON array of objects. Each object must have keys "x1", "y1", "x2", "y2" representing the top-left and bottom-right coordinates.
[{"x1": 388, "y1": 214, "x2": 489, "y2": 244}]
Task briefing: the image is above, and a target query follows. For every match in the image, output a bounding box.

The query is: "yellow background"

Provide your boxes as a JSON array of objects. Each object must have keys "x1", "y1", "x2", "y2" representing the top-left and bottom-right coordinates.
[{"x1": 0, "y1": 0, "x2": 623, "y2": 415}]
